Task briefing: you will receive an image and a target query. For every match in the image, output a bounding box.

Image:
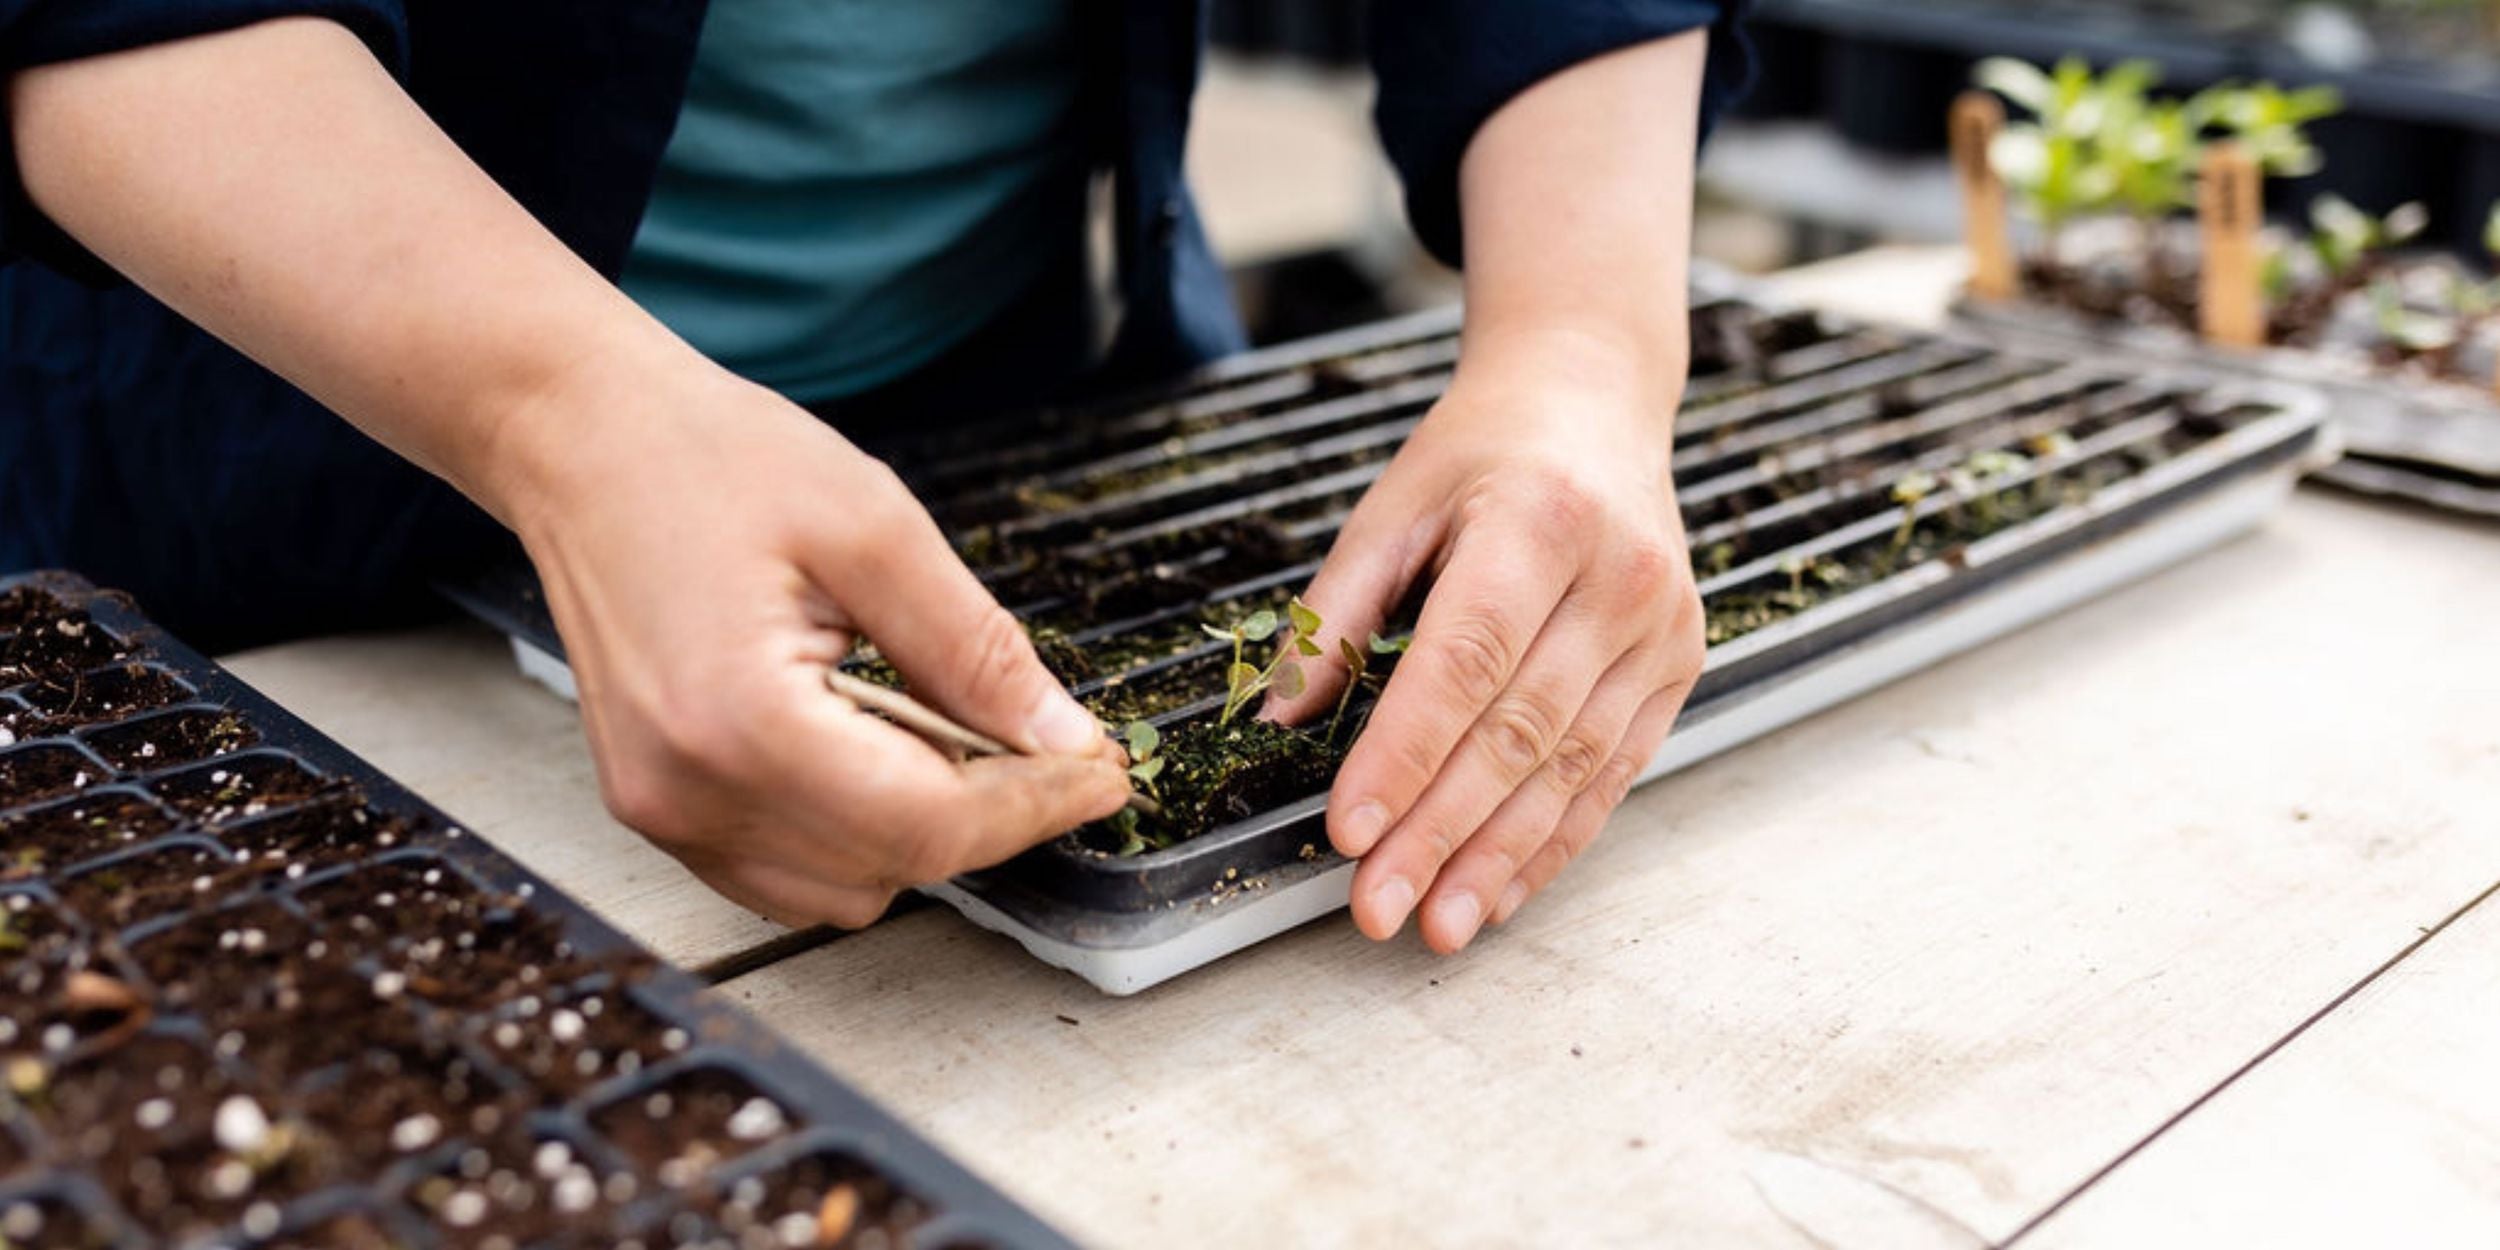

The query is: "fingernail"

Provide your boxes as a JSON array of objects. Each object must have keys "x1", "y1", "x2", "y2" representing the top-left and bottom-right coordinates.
[
  {"x1": 1494, "y1": 880, "x2": 1529, "y2": 925},
  {"x1": 1433, "y1": 892, "x2": 1484, "y2": 949},
  {"x1": 1029, "y1": 691, "x2": 1105, "y2": 756},
  {"x1": 1372, "y1": 876, "x2": 1417, "y2": 934},
  {"x1": 1339, "y1": 801, "x2": 1390, "y2": 855}
]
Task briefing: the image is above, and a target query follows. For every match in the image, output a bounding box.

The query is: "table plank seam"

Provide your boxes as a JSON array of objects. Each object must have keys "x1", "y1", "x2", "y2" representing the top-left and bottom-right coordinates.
[{"x1": 1996, "y1": 871, "x2": 2500, "y2": 1246}]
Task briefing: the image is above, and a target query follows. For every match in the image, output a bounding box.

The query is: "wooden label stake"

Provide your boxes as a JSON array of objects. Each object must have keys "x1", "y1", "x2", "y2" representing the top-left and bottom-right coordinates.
[
  {"x1": 1951, "y1": 91, "x2": 2019, "y2": 302},
  {"x1": 2199, "y1": 143, "x2": 2266, "y2": 349}
]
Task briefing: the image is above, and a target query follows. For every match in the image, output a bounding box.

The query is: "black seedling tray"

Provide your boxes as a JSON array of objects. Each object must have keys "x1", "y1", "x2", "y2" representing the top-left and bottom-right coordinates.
[
  {"x1": 1953, "y1": 290, "x2": 2500, "y2": 519},
  {"x1": 0, "y1": 573, "x2": 1071, "y2": 1248},
  {"x1": 449, "y1": 288, "x2": 2325, "y2": 993}
]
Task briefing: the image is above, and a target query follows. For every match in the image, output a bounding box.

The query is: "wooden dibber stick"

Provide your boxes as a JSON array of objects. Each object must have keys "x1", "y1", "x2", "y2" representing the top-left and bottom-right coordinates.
[
  {"x1": 2199, "y1": 142, "x2": 2267, "y2": 349},
  {"x1": 824, "y1": 668, "x2": 1162, "y2": 817},
  {"x1": 1952, "y1": 90, "x2": 2020, "y2": 302}
]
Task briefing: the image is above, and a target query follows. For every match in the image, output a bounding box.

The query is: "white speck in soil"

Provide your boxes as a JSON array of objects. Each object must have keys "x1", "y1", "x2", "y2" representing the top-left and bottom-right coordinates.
[
  {"x1": 441, "y1": 1190, "x2": 489, "y2": 1228},
  {"x1": 242, "y1": 1202, "x2": 281, "y2": 1238},
  {"x1": 603, "y1": 1173, "x2": 639, "y2": 1205},
  {"x1": 579, "y1": 996, "x2": 604, "y2": 1018},
  {"x1": 725, "y1": 1096, "x2": 786, "y2": 1142},
  {"x1": 773, "y1": 1212, "x2": 817, "y2": 1246},
  {"x1": 134, "y1": 1097, "x2": 174, "y2": 1131},
  {"x1": 206, "y1": 1159, "x2": 254, "y2": 1199},
  {"x1": 41, "y1": 1024, "x2": 73, "y2": 1053},
  {"x1": 214, "y1": 1094, "x2": 271, "y2": 1154},
  {"x1": 549, "y1": 1009, "x2": 584, "y2": 1043},
  {"x1": 661, "y1": 1027, "x2": 690, "y2": 1052},
  {"x1": 2, "y1": 1204, "x2": 38, "y2": 1239},
  {"x1": 532, "y1": 1141, "x2": 573, "y2": 1177},
  {"x1": 371, "y1": 970, "x2": 408, "y2": 1000},
  {"x1": 390, "y1": 1113, "x2": 441, "y2": 1152},
  {"x1": 554, "y1": 1171, "x2": 599, "y2": 1214}
]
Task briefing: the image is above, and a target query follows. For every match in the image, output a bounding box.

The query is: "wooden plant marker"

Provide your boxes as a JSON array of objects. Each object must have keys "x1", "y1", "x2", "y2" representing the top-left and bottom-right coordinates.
[
  {"x1": 1952, "y1": 91, "x2": 2019, "y2": 302},
  {"x1": 2199, "y1": 143, "x2": 2266, "y2": 349}
]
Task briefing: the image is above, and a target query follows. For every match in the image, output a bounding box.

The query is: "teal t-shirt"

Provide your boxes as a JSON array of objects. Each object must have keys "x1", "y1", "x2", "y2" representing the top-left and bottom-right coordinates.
[{"x1": 621, "y1": 1, "x2": 1084, "y2": 404}]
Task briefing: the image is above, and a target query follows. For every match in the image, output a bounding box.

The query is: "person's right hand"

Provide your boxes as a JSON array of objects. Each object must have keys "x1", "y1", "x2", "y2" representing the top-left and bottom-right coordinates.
[{"x1": 495, "y1": 361, "x2": 1131, "y2": 929}]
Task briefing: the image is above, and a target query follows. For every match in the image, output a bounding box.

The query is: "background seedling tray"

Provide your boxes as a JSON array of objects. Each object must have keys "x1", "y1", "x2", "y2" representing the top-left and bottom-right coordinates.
[
  {"x1": 1953, "y1": 293, "x2": 2500, "y2": 519},
  {"x1": 450, "y1": 285, "x2": 2326, "y2": 996},
  {"x1": 0, "y1": 573, "x2": 1071, "y2": 1248}
]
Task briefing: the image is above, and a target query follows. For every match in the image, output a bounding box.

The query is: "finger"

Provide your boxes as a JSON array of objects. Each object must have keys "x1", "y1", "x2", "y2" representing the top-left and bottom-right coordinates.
[
  {"x1": 1326, "y1": 511, "x2": 1578, "y2": 859},
  {"x1": 1492, "y1": 678, "x2": 1691, "y2": 928},
  {"x1": 1404, "y1": 646, "x2": 1660, "y2": 952},
  {"x1": 685, "y1": 850, "x2": 900, "y2": 930},
  {"x1": 1346, "y1": 592, "x2": 1619, "y2": 941},
  {"x1": 1261, "y1": 484, "x2": 1441, "y2": 726},
  {"x1": 806, "y1": 468, "x2": 1103, "y2": 757},
  {"x1": 745, "y1": 674, "x2": 1128, "y2": 888}
]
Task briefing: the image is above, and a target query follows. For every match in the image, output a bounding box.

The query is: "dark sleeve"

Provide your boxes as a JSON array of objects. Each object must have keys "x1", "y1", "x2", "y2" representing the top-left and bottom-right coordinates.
[
  {"x1": 1368, "y1": 0, "x2": 1753, "y2": 269},
  {"x1": 0, "y1": 0, "x2": 410, "y2": 281}
]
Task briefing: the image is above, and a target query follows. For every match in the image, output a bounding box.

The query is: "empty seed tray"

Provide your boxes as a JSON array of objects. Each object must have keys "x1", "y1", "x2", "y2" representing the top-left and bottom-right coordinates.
[
  {"x1": 456, "y1": 287, "x2": 2328, "y2": 996},
  {"x1": 0, "y1": 573, "x2": 1070, "y2": 1249}
]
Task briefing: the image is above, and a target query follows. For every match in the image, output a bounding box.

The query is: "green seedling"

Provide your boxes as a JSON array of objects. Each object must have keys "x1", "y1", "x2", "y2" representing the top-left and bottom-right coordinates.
[
  {"x1": 1203, "y1": 596, "x2": 1324, "y2": 724},
  {"x1": 2210, "y1": 82, "x2": 2342, "y2": 179},
  {"x1": 2306, "y1": 194, "x2": 2429, "y2": 293},
  {"x1": 0, "y1": 909, "x2": 23, "y2": 955},
  {"x1": 1121, "y1": 720, "x2": 1165, "y2": 795},
  {"x1": 1884, "y1": 470, "x2": 1938, "y2": 573},
  {"x1": 1979, "y1": 56, "x2": 2121, "y2": 261},
  {"x1": 2370, "y1": 279, "x2": 2461, "y2": 354}
]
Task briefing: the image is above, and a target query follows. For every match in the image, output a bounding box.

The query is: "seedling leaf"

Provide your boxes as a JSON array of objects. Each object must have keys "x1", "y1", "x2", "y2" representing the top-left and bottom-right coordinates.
[
  {"x1": 1239, "y1": 610, "x2": 1279, "y2": 642},
  {"x1": 1129, "y1": 756, "x2": 1166, "y2": 785},
  {"x1": 1201, "y1": 623, "x2": 1235, "y2": 643},
  {"x1": 1272, "y1": 662, "x2": 1307, "y2": 701},
  {"x1": 1288, "y1": 597, "x2": 1323, "y2": 638},
  {"x1": 1228, "y1": 661, "x2": 1263, "y2": 692},
  {"x1": 1295, "y1": 635, "x2": 1324, "y2": 657},
  {"x1": 1368, "y1": 632, "x2": 1409, "y2": 655},
  {"x1": 1121, "y1": 720, "x2": 1159, "y2": 762}
]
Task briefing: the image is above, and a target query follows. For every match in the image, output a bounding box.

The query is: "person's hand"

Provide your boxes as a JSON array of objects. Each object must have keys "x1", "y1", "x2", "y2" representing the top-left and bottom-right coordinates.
[
  {"x1": 1266, "y1": 333, "x2": 1704, "y2": 953},
  {"x1": 499, "y1": 363, "x2": 1130, "y2": 928}
]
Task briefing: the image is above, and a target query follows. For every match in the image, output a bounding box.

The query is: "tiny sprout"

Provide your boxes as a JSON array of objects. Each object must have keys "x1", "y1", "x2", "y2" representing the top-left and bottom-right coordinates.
[
  {"x1": 1120, "y1": 720, "x2": 1165, "y2": 795},
  {"x1": 2370, "y1": 280, "x2": 2459, "y2": 354},
  {"x1": 1215, "y1": 597, "x2": 1325, "y2": 724},
  {"x1": 1367, "y1": 632, "x2": 1410, "y2": 655},
  {"x1": 1885, "y1": 470, "x2": 1937, "y2": 572}
]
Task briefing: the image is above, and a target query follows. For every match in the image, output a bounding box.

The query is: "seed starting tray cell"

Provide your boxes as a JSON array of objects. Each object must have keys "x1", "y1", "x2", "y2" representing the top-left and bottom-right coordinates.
[
  {"x1": 460, "y1": 289, "x2": 2327, "y2": 997},
  {"x1": 0, "y1": 574, "x2": 1070, "y2": 1249}
]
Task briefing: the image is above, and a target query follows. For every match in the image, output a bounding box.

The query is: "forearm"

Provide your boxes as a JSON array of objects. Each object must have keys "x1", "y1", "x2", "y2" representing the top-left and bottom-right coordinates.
[
  {"x1": 6, "y1": 17, "x2": 698, "y2": 529},
  {"x1": 1452, "y1": 29, "x2": 1705, "y2": 420}
]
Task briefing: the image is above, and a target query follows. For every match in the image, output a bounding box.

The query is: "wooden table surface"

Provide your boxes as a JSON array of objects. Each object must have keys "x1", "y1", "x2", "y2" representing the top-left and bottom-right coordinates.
[{"x1": 221, "y1": 248, "x2": 2500, "y2": 1247}]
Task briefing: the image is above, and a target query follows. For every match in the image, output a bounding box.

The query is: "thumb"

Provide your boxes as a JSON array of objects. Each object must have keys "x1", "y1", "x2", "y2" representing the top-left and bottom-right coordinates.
[{"x1": 825, "y1": 490, "x2": 1104, "y2": 758}]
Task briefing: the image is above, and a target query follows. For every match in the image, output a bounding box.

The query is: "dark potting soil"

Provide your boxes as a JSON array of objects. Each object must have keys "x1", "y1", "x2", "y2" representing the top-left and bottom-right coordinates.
[
  {"x1": 15, "y1": 663, "x2": 192, "y2": 725},
  {"x1": 0, "y1": 792, "x2": 176, "y2": 879},
  {"x1": 147, "y1": 754, "x2": 341, "y2": 824},
  {"x1": 80, "y1": 707, "x2": 257, "y2": 772},
  {"x1": 589, "y1": 1066, "x2": 802, "y2": 1188},
  {"x1": 473, "y1": 985, "x2": 690, "y2": 1102},
  {"x1": 703, "y1": 1147, "x2": 935, "y2": 1250},
  {"x1": 1110, "y1": 717, "x2": 1346, "y2": 853},
  {"x1": 297, "y1": 858, "x2": 593, "y2": 1010},
  {"x1": 0, "y1": 745, "x2": 103, "y2": 807}
]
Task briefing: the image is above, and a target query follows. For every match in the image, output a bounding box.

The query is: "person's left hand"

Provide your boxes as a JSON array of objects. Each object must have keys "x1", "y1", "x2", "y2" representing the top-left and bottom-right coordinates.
[{"x1": 1265, "y1": 334, "x2": 1705, "y2": 954}]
